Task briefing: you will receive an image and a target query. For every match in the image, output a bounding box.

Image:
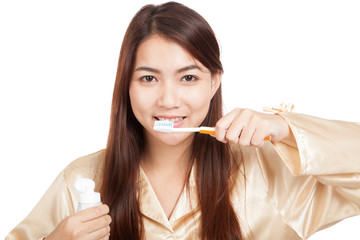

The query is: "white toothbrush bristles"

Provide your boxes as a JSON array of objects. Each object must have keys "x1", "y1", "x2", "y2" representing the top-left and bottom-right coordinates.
[{"x1": 153, "y1": 120, "x2": 174, "y2": 132}]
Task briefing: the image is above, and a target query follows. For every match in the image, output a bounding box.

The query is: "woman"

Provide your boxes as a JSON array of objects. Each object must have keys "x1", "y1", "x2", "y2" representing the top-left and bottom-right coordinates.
[{"x1": 6, "y1": 2, "x2": 360, "y2": 240}]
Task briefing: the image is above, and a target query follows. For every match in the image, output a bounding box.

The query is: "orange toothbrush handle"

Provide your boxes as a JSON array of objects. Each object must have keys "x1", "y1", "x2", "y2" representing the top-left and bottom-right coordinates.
[
  {"x1": 200, "y1": 127, "x2": 271, "y2": 141},
  {"x1": 199, "y1": 129, "x2": 216, "y2": 135}
]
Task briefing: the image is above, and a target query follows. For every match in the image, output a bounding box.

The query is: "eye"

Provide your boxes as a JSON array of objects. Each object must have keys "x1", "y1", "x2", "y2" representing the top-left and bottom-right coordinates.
[
  {"x1": 182, "y1": 75, "x2": 198, "y2": 82},
  {"x1": 141, "y1": 75, "x2": 156, "y2": 82}
]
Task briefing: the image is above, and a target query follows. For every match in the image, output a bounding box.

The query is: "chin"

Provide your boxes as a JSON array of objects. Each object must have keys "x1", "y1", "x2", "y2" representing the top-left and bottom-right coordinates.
[{"x1": 155, "y1": 132, "x2": 194, "y2": 146}]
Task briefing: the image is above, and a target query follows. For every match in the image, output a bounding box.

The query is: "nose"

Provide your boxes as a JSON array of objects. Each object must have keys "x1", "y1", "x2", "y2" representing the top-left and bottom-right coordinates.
[{"x1": 156, "y1": 80, "x2": 180, "y2": 108}]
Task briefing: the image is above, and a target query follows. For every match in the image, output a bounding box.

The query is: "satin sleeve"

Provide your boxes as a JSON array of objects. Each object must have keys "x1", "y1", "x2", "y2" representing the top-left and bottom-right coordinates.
[
  {"x1": 268, "y1": 112, "x2": 360, "y2": 238},
  {"x1": 5, "y1": 170, "x2": 76, "y2": 240}
]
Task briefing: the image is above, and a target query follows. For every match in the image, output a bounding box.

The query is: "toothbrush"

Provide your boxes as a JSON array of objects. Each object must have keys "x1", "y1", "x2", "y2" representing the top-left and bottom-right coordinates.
[
  {"x1": 153, "y1": 120, "x2": 215, "y2": 134},
  {"x1": 153, "y1": 120, "x2": 271, "y2": 140}
]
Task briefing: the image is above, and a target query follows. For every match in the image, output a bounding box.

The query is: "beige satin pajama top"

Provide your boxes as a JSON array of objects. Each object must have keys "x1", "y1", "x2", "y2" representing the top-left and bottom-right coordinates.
[{"x1": 6, "y1": 112, "x2": 360, "y2": 239}]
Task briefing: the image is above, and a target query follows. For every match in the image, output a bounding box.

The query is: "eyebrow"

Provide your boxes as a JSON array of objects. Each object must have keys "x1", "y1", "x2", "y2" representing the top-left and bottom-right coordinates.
[
  {"x1": 134, "y1": 64, "x2": 201, "y2": 74},
  {"x1": 176, "y1": 64, "x2": 201, "y2": 73},
  {"x1": 134, "y1": 66, "x2": 161, "y2": 74}
]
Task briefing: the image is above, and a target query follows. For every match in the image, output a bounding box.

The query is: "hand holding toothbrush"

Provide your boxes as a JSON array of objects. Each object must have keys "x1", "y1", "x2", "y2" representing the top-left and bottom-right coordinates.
[
  {"x1": 154, "y1": 108, "x2": 294, "y2": 148},
  {"x1": 212, "y1": 108, "x2": 295, "y2": 147}
]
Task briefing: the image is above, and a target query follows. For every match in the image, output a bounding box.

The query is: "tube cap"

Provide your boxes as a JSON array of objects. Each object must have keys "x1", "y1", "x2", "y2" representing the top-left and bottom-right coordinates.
[{"x1": 74, "y1": 178, "x2": 101, "y2": 204}]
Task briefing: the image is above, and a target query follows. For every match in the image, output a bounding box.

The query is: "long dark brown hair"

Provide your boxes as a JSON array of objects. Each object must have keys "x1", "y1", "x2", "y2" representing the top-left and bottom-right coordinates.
[{"x1": 101, "y1": 2, "x2": 242, "y2": 239}]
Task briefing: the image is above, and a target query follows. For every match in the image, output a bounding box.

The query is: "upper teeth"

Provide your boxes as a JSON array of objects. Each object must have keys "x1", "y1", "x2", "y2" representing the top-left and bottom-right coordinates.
[{"x1": 158, "y1": 117, "x2": 184, "y2": 122}]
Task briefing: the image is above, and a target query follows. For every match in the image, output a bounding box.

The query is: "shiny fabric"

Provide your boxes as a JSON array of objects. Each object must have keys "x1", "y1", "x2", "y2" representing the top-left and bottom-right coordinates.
[{"x1": 6, "y1": 112, "x2": 360, "y2": 240}]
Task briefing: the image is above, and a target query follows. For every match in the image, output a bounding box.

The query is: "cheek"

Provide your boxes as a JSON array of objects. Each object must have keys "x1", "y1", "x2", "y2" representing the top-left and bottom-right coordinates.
[
  {"x1": 129, "y1": 84, "x2": 152, "y2": 121},
  {"x1": 185, "y1": 86, "x2": 212, "y2": 116}
]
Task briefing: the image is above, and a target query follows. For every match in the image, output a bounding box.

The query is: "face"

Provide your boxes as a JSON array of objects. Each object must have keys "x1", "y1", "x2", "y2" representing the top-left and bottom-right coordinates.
[{"x1": 129, "y1": 35, "x2": 221, "y2": 147}]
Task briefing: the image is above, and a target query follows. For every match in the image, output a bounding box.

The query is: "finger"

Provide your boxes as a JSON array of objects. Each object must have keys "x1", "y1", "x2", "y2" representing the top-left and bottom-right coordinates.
[
  {"x1": 100, "y1": 232, "x2": 110, "y2": 240},
  {"x1": 238, "y1": 118, "x2": 256, "y2": 146},
  {"x1": 83, "y1": 214, "x2": 112, "y2": 233},
  {"x1": 103, "y1": 232, "x2": 110, "y2": 240},
  {"x1": 215, "y1": 108, "x2": 242, "y2": 143},
  {"x1": 232, "y1": 109, "x2": 259, "y2": 146},
  {"x1": 225, "y1": 113, "x2": 247, "y2": 145},
  {"x1": 77, "y1": 204, "x2": 110, "y2": 222},
  {"x1": 101, "y1": 232, "x2": 110, "y2": 240},
  {"x1": 250, "y1": 128, "x2": 267, "y2": 147},
  {"x1": 85, "y1": 225, "x2": 111, "y2": 240}
]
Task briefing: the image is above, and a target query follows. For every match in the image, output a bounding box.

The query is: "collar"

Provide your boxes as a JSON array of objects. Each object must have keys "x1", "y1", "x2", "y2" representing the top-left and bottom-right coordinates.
[{"x1": 138, "y1": 164, "x2": 199, "y2": 231}]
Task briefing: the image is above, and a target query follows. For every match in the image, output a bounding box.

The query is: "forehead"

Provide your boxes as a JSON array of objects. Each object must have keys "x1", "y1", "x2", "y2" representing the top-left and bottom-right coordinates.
[{"x1": 135, "y1": 35, "x2": 208, "y2": 72}]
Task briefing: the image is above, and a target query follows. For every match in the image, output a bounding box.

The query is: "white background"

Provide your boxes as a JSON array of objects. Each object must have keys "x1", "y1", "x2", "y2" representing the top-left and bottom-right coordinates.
[{"x1": 1, "y1": 0, "x2": 359, "y2": 239}]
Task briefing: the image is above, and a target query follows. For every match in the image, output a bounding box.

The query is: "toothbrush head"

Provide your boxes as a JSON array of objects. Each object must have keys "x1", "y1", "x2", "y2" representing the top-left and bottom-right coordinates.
[{"x1": 153, "y1": 120, "x2": 174, "y2": 132}]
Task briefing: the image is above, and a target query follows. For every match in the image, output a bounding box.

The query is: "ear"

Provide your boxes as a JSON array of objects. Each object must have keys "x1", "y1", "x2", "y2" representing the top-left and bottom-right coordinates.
[{"x1": 211, "y1": 70, "x2": 222, "y2": 98}]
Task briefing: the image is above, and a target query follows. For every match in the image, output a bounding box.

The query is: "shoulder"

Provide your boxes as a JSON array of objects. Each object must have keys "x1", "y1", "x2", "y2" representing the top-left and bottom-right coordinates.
[{"x1": 63, "y1": 149, "x2": 105, "y2": 191}]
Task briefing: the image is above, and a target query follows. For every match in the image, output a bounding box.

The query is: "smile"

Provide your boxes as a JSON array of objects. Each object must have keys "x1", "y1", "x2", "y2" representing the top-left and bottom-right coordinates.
[{"x1": 154, "y1": 116, "x2": 186, "y2": 122}]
